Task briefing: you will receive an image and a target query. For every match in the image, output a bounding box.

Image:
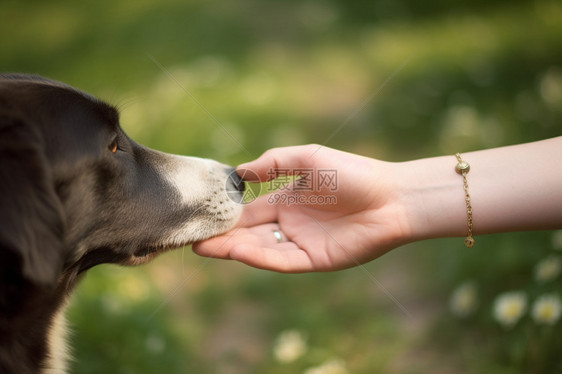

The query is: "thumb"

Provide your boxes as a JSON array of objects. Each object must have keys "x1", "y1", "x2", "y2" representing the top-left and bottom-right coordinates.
[{"x1": 237, "y1": 144, "x2": 323, "y2": 182}]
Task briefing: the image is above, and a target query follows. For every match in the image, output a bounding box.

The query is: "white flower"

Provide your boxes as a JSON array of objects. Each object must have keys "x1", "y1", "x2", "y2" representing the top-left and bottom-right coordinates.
[
  {"x1": 535, "y1": 255, "x2": 562, "y2": 283},
  {"x1": 449, "y1": 282, "x2": 478, "y2": 318},
  {"x1": 304, "y1": 359, "x2": 348, "y2": 374},
  {"x1": 273, "y1": 330, "x2": 307, "y2": 363},
  {"x1": 551, "y1": 230, "x2": 562, "y2": 251},
  {"x1": 493, "y1": 291, "x2": 528, "y2": 327},
  {"x1": 531, "y1": 294, "x2": 562, "y2": 325}
]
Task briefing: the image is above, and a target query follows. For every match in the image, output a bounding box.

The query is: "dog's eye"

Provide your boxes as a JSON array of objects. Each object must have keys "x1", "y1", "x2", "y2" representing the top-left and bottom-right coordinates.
[{"x1": 108, "y1": 139, "x2": 118, "y2": 154}]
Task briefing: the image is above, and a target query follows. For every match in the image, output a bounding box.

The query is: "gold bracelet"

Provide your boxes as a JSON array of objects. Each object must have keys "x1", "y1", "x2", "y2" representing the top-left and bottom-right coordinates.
[{"x1": 455, "y1": 153, "x2": 475, "y2": 248}]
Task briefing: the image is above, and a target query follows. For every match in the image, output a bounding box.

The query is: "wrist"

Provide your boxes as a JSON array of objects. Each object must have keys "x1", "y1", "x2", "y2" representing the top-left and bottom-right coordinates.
[
  {"x1": 394, "y1": 156, "x2": 469, "y2": 242},
  {"x1": 382, "y1": 137, "x2": 562, "y2": 246}
]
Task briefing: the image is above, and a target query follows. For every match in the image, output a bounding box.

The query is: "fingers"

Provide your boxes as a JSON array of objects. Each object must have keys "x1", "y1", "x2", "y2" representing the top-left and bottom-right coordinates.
[
  {"x1": 192, "y1": 223, "x2": 316, "y2": 273},
  {"x1": 191, "y1": 229, "x2": 242, "y2": 259},
  {"x1": 229, "y1": 243, "x2": 314, "y2": 273},
  {"x1": 237, "y1": 144, "x2": 328, "y2": 181},
  {"x1": 191, "y1": 196, "x2": 280, "y2": 258},
  {"x1": 192, "y1": 223, "x2": 283, "y2": 259}
]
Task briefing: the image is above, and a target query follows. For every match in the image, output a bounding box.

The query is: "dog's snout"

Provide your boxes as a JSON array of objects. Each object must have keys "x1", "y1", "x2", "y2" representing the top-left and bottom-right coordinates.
[{"x1": 226, "y1": 168, "x2": 245, "y2": 192}]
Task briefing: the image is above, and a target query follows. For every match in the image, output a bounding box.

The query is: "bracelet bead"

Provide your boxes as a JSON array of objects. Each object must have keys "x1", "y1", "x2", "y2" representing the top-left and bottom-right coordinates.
[{"x1": 455, "y1": 161, "x2": 470, "y2": 174}]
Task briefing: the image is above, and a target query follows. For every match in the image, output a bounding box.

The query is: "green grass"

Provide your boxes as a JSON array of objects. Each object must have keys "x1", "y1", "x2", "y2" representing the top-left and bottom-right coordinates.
[{"x1": 2, "y1": 0, "x2": 561, "y2": 372}]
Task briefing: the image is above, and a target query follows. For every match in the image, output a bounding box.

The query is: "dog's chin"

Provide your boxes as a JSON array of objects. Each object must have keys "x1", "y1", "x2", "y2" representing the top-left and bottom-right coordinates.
[
  {"x1": 127, "y1": 244, "x2": 180, "y2": 266},
  {"x1": 126, "y1": 215, "x2": 241, "y2": 266}
]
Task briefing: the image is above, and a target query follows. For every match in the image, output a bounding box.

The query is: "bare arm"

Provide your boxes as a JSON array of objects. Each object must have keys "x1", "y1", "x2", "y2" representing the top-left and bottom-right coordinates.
[
  {"x1": 401, "y1": 136, "x2": 562, "y2": 242},
  {"x1": 193, "y1": 137, "x2": 562, "y2": 272}
]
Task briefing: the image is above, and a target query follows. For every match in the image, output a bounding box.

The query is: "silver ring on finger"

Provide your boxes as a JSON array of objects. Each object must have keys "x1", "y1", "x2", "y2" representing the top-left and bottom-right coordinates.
[{"x1": 272, "y1": 229, "x2": 283, "y2": 243}]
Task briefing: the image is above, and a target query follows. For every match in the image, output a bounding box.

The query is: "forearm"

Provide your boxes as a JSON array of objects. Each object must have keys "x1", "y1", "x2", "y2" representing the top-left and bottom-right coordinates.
[{"x1": 397, "y1": 137, "x2": 562, "y2": 242}]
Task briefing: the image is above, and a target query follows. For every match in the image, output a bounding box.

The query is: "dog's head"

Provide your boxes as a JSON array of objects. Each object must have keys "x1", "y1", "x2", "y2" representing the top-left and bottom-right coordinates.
[{"x1": 0, "y1": 74, "x2": 244, "y2": 312}]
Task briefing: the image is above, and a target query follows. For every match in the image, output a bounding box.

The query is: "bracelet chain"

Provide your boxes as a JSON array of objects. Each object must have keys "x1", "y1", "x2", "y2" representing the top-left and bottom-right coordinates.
[{"x1": 455, "y1": 153, "x2": 475, "y2": 248}]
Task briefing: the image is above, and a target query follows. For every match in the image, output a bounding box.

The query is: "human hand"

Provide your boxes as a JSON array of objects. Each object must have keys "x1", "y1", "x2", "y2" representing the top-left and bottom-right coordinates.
[
  {"x1": 195, "y1": 137, "x2": 562, "y2": 272},
  {"x1": 193, "y1": 144, "x2": 413, "y2": 272}
]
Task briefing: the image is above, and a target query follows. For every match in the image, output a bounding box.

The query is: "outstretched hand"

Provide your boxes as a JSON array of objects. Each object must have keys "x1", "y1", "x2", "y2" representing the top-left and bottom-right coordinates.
[
  {"x1": 194, "y1": 137, "x2": 562, "y2": 272},
  {"x1": 193, "y1": 145, "x2": 411, "y2": 273}
]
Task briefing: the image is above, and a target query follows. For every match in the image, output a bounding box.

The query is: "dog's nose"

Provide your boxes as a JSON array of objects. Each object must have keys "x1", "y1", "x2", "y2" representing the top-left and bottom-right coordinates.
[{"x1": 226, "y1": 168, "x2": 245, "y2": 192}]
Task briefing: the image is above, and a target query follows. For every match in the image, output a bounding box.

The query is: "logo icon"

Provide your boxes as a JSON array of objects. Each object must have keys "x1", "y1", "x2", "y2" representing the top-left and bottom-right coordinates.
[{"x1": 225, "y1": 168, "x2": 261, "y2": 204}]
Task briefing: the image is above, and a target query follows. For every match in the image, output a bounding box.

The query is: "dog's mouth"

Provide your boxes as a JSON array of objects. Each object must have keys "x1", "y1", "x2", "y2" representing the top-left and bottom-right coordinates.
[
  {"x1": 133, "y1": 242, "x2": 184, "y2": 259},
  {"x1": 133, "y1": 246, "x2": 160, "y2": 258},
  {"x1": 128, "y1": 216, "x2": 242, "y2": 265},
  {"x1": 126, "y1": 243, "x2": 183, "y2": 266}
]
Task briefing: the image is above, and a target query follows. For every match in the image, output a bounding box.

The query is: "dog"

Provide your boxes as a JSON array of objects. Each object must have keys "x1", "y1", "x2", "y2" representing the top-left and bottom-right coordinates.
[{"x1": 0, "y1": 74, "x2": 245, "y2": 373}]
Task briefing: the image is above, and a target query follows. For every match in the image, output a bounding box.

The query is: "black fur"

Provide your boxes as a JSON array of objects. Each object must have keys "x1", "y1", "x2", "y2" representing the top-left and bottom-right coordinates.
[{"x1": 0, "y1": 74, "x2": 243, "y2": 373}]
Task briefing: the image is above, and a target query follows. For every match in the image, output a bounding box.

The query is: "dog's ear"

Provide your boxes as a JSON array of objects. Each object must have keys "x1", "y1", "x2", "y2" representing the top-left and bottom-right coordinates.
[{"x1": 0, "y1": 112, "x2": 64, "y2": 312}]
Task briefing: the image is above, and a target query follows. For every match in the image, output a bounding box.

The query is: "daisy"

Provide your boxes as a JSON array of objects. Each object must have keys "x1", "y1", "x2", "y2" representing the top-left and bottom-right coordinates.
[
  {"x1": 531, "y1": 294, "x2": 562, "y2": 325},
  {"x1": 535, "y1": 255, "x2": 562, "y2": 283},
  {"x1": 493, "y1": 291, "x2": 527, "y2": 327},
  {"x1": 273, "y1": 329, "x2": 307, "y2": 363},
  {"x1": 450, "y1": 282, "x2": 478, "y2": 318}
]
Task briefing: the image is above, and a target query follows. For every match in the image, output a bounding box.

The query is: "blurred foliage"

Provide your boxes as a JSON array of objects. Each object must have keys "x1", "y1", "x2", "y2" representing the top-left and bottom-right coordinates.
[{"x1": 1, "y1": 0, "x2": 561, "y2": 373}]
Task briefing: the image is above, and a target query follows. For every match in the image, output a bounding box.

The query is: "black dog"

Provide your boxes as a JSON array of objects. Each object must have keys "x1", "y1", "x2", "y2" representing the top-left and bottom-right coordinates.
[{"x1": 0, "y1": 74, "x2": 244, "y2": 373}]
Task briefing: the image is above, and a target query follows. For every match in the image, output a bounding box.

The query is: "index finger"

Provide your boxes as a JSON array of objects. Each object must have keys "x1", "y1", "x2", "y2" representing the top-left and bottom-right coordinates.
[{"x1": 237, "y1": 144, "x2": 324, "y2": 182}]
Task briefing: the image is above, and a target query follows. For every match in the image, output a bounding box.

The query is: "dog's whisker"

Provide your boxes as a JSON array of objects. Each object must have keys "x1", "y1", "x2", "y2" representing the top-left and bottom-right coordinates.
[
  {"x1": 145, "y1": 221, "x2": 246, "y2": 323},
  {"x1": 115, "y1": 95, "x2": 139, "y2": 112},
  {"x1": 181, "y1": 245, "x2": 186, "y2": 275}
]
